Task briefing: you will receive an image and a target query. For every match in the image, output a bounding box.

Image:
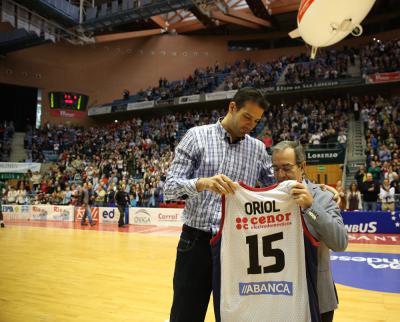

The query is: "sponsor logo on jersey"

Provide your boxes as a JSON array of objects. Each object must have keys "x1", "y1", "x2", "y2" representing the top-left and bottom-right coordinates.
[
  {"x1": 239, "y1": 281, "x2": 293, "y2": 296},
  {"x1": 235, "y1": 200, "x2": 293, "y2": 230},
  {"x1": 235, "y1": 212, "x2": 292, "y2": 230}
]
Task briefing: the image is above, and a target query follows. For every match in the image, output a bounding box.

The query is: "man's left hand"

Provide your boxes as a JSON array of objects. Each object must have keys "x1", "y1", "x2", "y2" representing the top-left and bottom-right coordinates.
[
  {"x1": 319, "y1": 184, "x2": 340, "y2": 204},
  {"x1": 290, "y1": 182, "x2": 314, "y2": 209}
]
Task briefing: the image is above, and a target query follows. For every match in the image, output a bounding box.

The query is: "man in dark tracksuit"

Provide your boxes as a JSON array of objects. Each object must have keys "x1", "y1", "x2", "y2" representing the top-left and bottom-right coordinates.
[
  {"x1": 115, "y1": 185, "x2": 129, "y2": 227},
  {"x1": 81, "y1": 183, "x2": 95, "y2": 226}
]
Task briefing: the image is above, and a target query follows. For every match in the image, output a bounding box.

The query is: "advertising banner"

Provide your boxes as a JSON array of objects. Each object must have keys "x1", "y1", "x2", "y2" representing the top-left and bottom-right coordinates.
[
  {"x1": 366, "y1": 71, "x2": 400, "y2": 84},
  {"x1": 331, "y1": 251, "x2": 400, "y2": 293},
  {"x1": 342, "y1": 211, "x2": 400, "y2": 234},
  {"x1": 50, "y1": 110, "x2": 86, "y2": 119},
  {"x1": 74, "y1": 206, "x2": 128, "y2": 224},
  {"x1": 205, "y1": 91, "x2": 228, "y2": 101},
  {"x1": 129, "y1": 207, "x2": 183, "y2": 227},
  {"x1": 1, "y1": 204, "x2": 30, "y2": 220},
  {"x1": 75, "y1": 206, "x2": 100, "y2": 223},
  {"x1": 226, "y1": 90, "x2": 238, "y2": 99},
  {"x1": 111, "y1": 104, "x2": 127, "y2": 113},
  {"x1": 0, "y1": 162, "x2": 41, "y2": 173},
  {"x1": 305, "y1": 148, "x2": 345, "y2": 164},
  {"x1": 127, "y1": 100, "x2": 155, "y2": 111},
  {"x1": 178, "y1": 95, "x2": 200, "y2": 105},
  {"x1": 98, "y1": 207, "x2": 120, "y2": 224},
  {"x1": 88, "y1": 105, "x2": 112, "y2": 116},
  {"x1": 30, "y1": 205, "x2": 74, "y2": 221}
]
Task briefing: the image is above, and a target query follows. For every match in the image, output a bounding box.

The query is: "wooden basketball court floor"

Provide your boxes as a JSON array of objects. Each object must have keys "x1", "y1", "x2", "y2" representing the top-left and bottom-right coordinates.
[{"x1": 0, "y1": 220, "x2": 399, "y2": 322}]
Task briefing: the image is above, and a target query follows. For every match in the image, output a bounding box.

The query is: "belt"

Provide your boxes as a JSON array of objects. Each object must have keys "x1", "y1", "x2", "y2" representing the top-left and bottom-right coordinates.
[{"x1": 182, "y1": 224, "x2": 213, "y2": 240}]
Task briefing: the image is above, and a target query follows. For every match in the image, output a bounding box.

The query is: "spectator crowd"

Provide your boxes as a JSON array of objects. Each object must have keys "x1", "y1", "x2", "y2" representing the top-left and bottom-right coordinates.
[
  {"x1": 284, "y1": 47, "x2": 356, "y2": 85},
  {"x1": 2, "y1": 94, "x2": 399, "y2": 212},
  {"x1": 1, "y1": 94, "x2": 351, "y2": 208},
  {"x1": 113, "y1": 39, "x2": 400, "y2": 105},
  {"x1": 2, "y1": 38, "x2": 400, "y2": 212},
  {"x1": 343, "y1": 95, "x2": 400, "y2": 212},
  {"x1": 360, "y1": 39, "x2": 400, "y2": 75}
]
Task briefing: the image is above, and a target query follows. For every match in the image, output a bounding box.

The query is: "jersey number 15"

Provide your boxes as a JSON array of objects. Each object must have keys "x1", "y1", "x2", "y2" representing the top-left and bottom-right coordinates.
[{"x1": 246, "y1": 232, "x2": 285, "y2": 274}]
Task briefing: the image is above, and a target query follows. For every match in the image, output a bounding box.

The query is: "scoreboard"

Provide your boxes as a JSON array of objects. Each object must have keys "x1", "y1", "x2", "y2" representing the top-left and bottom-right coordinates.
[{"x1": 49, "y1": 92, "x2": 88, "y2": 110}]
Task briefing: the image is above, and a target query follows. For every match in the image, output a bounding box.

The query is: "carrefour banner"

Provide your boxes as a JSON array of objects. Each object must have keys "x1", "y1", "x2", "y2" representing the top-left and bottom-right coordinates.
[
  {"x1": 30, "y1": 205, "x2": 74, "y2": 221},
  {"x1": 129, "y1": 207, "x2": 183, "y2": 226},
  {"x1": 0, "y1": 162, "x2": 41, "y2": 173},
  {"x1": 342, "y1": 211, "x2": 400, "y2": 234},
  {"x1": 75, "y1": 206, "x2": 100, "y2": 223}
]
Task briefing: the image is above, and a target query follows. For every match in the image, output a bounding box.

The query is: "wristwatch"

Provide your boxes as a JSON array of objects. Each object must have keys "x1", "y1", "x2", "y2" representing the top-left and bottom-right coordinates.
[{"x1": 304, "y1": 208, "x2": 318, "y2": 221}]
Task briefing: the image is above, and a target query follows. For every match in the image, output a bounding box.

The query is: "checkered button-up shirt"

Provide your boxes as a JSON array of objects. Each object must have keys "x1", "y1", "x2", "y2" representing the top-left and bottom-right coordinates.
[{"x1": 164, "y1": 121, "x2": 274, "y2": 235}]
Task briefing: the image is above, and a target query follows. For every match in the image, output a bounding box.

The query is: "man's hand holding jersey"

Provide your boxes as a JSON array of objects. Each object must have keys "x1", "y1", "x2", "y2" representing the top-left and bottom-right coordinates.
[
  {"x1": 290, "y1": 182, "x2": 314, "y2": 209},
  {"x1": 196, "y1": 174, "x2": 238, "y2": 195}
]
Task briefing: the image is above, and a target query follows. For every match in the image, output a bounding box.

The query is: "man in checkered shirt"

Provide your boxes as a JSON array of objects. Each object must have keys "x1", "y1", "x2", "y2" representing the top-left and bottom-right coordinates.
[{"x1": 164, "y1": 87, "x2": 274, "y2": 322}]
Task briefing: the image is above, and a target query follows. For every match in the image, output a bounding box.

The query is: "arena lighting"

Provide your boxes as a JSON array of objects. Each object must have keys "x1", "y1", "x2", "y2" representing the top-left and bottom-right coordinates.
[{"x1": 114, "y1": 120, "x2": 118, "y2": 123}]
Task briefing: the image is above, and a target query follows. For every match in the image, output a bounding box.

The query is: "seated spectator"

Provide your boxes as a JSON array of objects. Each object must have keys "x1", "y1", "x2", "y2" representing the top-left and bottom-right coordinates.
[
  {"x1": 52, "y1": 186, "x2": 64, "y2": 205},
  {"x1": 16, "y1": 184, "x2": 27, "y2": 205},
  {"x1": 354, "y1": 164, "x2": 367, "y2": 188},
  {"x1": 129, "y1": 193, "x2": 138, "y2": 207},
  {"x1": 337, "y1": 130, "x2": 347, "y2": 147},
  {"x1": 63, "y1": 185, "x2": 73, "y2": 205},
  {"x1": 336, "y1": 180, "x2": 347, "y2": 210},
  {"x1": 346, "y1": 182, "x2": 362, "y2": 211},
  {"x1": 7, "y1": 186, "x2": 17, "y2": 204},
  {"x1": 380, "y1": 178, "x2": 395, "y2": 213},
  {"x1": 106, "y1": 185, "x2": 115, "y2": 206},
  {"x1": 361, "y1": 173, "x2": 380, "y2": 211},
  {"x1": 368, "y1": 161, "x2": 381, "y2": 182},
  {"x1": 71, "y1": 184, "x2": 81, "y2": 206},
  {"x1": 309, "y1": 130, "x2": 323, "y2": 145},
  {"x1": 378, "y1": 145, "x2": 391, "y2": 162},
  {"x1": 31, "y1": 171, "x2": 42, "y2": 192},
  {"x1": 94, "y1": 185, "x2": 106, "y2": 207}
]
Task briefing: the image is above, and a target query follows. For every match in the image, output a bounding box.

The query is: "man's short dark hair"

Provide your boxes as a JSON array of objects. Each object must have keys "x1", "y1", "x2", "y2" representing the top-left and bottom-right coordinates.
[{"x1": 232, "y1": 87, "x2": 268, "y2": 111}]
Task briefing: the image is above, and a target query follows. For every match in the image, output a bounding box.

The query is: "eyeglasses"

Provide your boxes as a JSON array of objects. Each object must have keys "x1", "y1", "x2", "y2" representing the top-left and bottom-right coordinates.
[{"x1": 272, "y1": 163, "x2": 299, "y2": 173}]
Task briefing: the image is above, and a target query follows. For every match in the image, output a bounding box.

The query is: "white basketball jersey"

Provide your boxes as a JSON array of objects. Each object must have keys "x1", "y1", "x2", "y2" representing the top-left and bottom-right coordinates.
[{"x1": 212, "y1": 180, "x2": 314, "y2": 322}]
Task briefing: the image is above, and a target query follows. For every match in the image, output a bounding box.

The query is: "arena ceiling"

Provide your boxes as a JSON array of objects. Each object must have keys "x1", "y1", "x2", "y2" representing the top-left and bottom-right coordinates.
[
  {"x1": 1, "y1": 0, "x2": 399, "y2": 53},
  {"x1": 62, "y1": 0, "x2": 400, "y2": 43}
]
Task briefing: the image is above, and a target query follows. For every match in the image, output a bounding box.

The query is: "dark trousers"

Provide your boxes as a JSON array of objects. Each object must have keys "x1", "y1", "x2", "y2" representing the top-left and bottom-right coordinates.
[
  {"x1": 81, "y1": 204, "x2": 93, "y2": 225},
  {"x1": 117, "y1": 205, "x2": 125, "y2": 226},
  {"x1": 321, "y1": 310, "x2": 334, "y2": 322},
  {"x1": 170, "y1": 224, "x2": 213, "y2": 322}
]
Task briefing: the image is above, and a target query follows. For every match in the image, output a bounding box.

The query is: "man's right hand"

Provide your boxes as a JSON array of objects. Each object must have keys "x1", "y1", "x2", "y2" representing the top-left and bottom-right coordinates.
[{"x1": 196, "y1": 174, "x2": 238, "y2": 195}]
